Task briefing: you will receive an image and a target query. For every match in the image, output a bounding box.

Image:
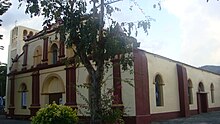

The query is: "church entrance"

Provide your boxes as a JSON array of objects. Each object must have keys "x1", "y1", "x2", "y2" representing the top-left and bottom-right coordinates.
[
  {"x1": 49, "y1": 93, "x2": 62, "y2": 104},
  {"x1": 197, "y1": 92, "x2": 208, "y2": 113},
  {"x1": 197, "y1": 82, "x2": 208, "y2": 114},
  {"x1": 42, "y1": 74, "x2": 65, "y2": 105}
]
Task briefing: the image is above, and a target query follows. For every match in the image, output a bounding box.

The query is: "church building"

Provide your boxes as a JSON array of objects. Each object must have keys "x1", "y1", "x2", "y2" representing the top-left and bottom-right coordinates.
[{"x1": 5, "y1": 24, "x2": 220, "y2": 124}]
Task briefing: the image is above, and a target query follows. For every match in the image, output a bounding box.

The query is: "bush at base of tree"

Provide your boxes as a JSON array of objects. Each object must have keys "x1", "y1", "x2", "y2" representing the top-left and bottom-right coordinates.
[{"x1": 31, "y1": 103, "x2": 78, "y2": 124}]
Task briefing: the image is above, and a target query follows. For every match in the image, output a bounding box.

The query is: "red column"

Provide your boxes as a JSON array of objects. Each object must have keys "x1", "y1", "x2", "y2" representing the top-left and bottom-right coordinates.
[
  {"x1": 65, "y1": 67, "x2": 77, "y2": 109},
  {"x1": 176, "y1": 64, "x2": 190, "y2": 117},
  {"x1": 22, "y1": 44, "x2": 28, "y2": 69},
  {"x1": 58, "y1": 40, "x2": 65, "y2": 58},
  {"x1": 42, "y1": 37, "x2": 48, "y2": 64},
  {"x1": 112, "y1": 59, "x2": 123, "y2": 107},
  {"x1": 8, "y1": 75, "x2": 15, "y2": 117},
  {"x1": 29, "y1": 71, "x2": 40, "y2": 116},
  {"x1": 133, "y1": 49, "x2": 150, "y2": 124}
]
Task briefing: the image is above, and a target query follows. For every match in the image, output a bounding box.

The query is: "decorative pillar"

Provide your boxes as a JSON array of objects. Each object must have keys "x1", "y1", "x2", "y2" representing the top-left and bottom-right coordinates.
[
  {"x1": 58, "y1": 40, "x2": 65, "y2": 58},
  {"x1": 29, "y1": 71, "x2": 40, "y2": 116},
  {"x1": 65, "y1": 66, "x2": 77, "y2": 109},
  {"x1": 22, "y1": 44, "x2": 28, "y2": 70},
  {"x1": 133, "y1": 49, "x2": 150, "y2": 124},
  {"x1": 8, "y1": 75, "x2": 15, "y2": 117},
  {"x1": 42, "y1": 37, "x2": 48, "y2": 64},
  {"x1": 112, "y1": 59, "x2": 123, "y2": 109},
  {"x1": 176, "y1": 64, "x2": 190, "y2": 117}
]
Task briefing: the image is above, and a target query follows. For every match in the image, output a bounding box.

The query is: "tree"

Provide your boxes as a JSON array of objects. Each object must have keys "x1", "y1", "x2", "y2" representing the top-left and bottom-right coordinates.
[
  {"x1": 0, "y1": 0, "x2": 11, "y2": 40},
  {"x1": 0, "y1": 63, "x2": 7, "y2": 97},
  {"x1": 18, "y1": 0, "x2": 151, "y2": 123}
]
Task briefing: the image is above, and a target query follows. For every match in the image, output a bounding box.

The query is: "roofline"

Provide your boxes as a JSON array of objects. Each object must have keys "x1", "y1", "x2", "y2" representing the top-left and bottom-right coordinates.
[{"x1": 138, "y1": 49, "x2": 220, "y2": 76}]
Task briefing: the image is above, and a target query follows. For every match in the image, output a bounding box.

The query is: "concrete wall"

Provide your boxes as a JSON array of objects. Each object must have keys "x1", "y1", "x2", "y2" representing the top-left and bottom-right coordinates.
[
  {"x1": 146, "y1": 51, "x2": 220, "y2": 115},
  {"x1": 39, "y1": 66, "x2": 66, "y2": 107},
  {"x1": 146, "y1": 53, "x2": 180, "y2": 114},
  {"x1": 185, "y1": 66, "x2": 220, "y2": 110},
  {"x1": 121, "y1": 66, "x2": 136, "y2": 116},
  {"x1": 13, "y1": 73, "x2": 32, "y2": 115}
]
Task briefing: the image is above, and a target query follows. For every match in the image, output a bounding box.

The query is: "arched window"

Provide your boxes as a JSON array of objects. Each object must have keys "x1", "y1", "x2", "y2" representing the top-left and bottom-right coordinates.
[
  {"x1": 51, "y1": 44, "x2": 58, "y2": 64},
  {"x1": 154, "y1": 74, "x2": 164, "y2": 106},
  {"x1": 23, "y1": 30, "x2": 27, "y2": 37},
  {"x1": 19, "y1": 83, "x2": 27, "y2": 109},
  {"x1": 188, "y1": 79, "x2": 193, "y2": 104},
  {"x1": 210, "y1": 83, "x2": 214, "y2": 103},
  {"x1": 29, "y1": 31, "x2": 33, "y2": 37},
  {"x1": 198, "y1": 82, "x2": 205, "y2": 92}
]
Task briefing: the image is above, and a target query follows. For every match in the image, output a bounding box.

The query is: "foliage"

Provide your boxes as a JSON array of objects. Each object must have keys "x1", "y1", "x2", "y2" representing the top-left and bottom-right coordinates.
[
  {"x1": 77, "y1": 86, "x2": 124, "y2": 124},
  {"x1": 0, "y1": 0, "x2": 11, "y2": 39},
  {"x1": 99, "y1": 88, "x2": 124, "y2": 124},
  {"x1": 101, "y1": 108, "x2": 124, "y2": 124},
  {"x1": 31, "y1": 103, "x2": 78, "y2": 124},
  {"x1": 0, "y1": 64, "x2": 7, "y2": 97}
]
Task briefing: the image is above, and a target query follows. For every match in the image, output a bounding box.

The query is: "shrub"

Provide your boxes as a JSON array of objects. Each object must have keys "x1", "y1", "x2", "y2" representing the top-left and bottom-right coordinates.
[{"x1": 31, "y1": 103, "x2": 78, "y2": 124}]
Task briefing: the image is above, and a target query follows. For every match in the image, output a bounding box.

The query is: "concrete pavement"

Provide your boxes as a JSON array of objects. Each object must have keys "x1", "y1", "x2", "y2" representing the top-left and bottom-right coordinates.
[
  {"x1": 151, "y1": 111, "x2": 220, "y2": 124},
  {"x1": 0, "y1": 115, "x2": 30, "y2": 124},
  {"x1": 0, "y1": 111, "x2": 220, "y2": 124}
]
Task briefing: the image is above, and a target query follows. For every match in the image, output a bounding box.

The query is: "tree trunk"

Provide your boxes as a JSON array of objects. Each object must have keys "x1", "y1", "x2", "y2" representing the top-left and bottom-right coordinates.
[
  {"x1": 90, "y1": 0, "x2": 105, "y2": 123},
  {"x1": 90, "y1": 73, "x2": 102, "y2": 124}
]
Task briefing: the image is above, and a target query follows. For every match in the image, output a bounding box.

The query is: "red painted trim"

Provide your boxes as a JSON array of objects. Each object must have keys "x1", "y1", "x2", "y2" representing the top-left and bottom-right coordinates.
[
  {"x1": 30, "y1": 71, "x2": 40, "y2": 116},
  {"x1": 9, "y1": 76, "x2": 15, "y2": 107},
  {"x1": 151, "y1": 111, "x2": 181, "y2": 121},
  {"x1": 42, "y1": 37, "x2": 48, "y2": 62},
  {"x1": 24, "y1": 27, "x2": 57, "y2": 42},
  {"x1": 58, "y1": 40, "x2": 65, "y2": 58},
  {"x1": 112, "y1": 59, "x2": 122, "y2": 105},
  {"x1": 8, "y1": 62, "x2": 64, "y2": 76},
  {"x1": 65, "y1": 67, "x2": 77, "y2": 107},
  {"x1": 190, "y1": 109, "x2": 198, "y2": 115},
  {"x1": 176, "y1": 64, "x2": 190, "y2": 117},
  {"x1": 22, "y1": 44, "x2": 28, "y2": 66},
  {"x1": 8, "y1": 75, "x2": 15, "y2": 117},
  {"x1": 123, "y1": 116, "x2": 136, "y2": 124},
  {"x1": 31, "y1": 71, "x2": 40, "y2": 106},
  {"x1": 133, "y1": 49, "x2": 150, "y2": 124},
  {"x1": 209, "y1": 107, "x2": 220, "y2": 112}
]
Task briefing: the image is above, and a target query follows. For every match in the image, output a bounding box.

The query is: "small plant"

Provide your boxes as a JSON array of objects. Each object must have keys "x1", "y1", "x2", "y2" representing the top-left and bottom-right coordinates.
[
  {"x1": 101, "y1": 108, "x2": 124, "y2": 124},
  {"x1": 99, "y1": 89, "x2": 125, "y2": 124},
  {"x1": 31, "y1": 103, "x2": 78, "y2": 124}
]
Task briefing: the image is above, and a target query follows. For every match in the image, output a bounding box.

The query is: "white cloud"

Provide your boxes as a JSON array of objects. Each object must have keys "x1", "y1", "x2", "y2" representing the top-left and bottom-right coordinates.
[
  {"x1": 163, "y1": 0, "x2": 220, "y2": 67},
  {"x1": 1, "y1": 0, "x2": 220, "y2": 68}
]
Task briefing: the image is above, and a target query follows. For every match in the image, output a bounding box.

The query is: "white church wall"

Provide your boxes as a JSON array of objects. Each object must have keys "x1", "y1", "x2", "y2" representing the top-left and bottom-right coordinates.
[{"x1": 146, "y1": 53, "x2": 180, "y2": 114}]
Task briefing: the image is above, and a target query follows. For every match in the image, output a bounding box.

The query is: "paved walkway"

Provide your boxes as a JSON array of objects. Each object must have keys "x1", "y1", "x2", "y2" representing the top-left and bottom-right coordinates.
[
  {"x1": 151, "y1": 111, "x2": 220, "y2": 124},
  {"x1": 0, "y1": 111, "x2": 220, "y2": 124},
  {"x1": 0, "y1": 115, "x2": 30, "y2": 124}
]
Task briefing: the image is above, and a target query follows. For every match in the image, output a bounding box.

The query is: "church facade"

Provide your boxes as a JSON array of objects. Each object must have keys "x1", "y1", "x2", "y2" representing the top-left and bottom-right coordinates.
[{"x1": 5, "y1": 25, "x2": 220, "y2": 124}]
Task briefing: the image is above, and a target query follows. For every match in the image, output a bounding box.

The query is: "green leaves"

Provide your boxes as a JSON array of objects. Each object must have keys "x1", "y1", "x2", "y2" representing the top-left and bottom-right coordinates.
[
  {"x1": 0, "y1": 0, "x2": 11, "y2": 40},
  {"x1": 31, "y1": 103, "x2": 78, "y2": 124},
  {"x1": 0, "y1": 0, "x2": 11, "y2": 15}
]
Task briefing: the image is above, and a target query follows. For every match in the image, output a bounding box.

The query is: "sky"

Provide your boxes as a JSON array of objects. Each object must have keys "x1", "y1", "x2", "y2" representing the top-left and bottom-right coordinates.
[{"x1": 1, "y1": 0, "x2": 220, "y2": 67}]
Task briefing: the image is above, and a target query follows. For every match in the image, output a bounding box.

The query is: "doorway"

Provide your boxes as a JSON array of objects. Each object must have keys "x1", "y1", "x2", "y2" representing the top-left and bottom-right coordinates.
[
  {"x1": 42, "y1": 74, "x2": 65, "y2": 105},
  {"x1": 197, "y1": 82, "x2": 208, "y2": 113},
  {"x1": 49, "y1": 93, "x2": 62, "y2": 104}
]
